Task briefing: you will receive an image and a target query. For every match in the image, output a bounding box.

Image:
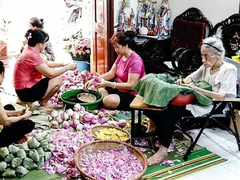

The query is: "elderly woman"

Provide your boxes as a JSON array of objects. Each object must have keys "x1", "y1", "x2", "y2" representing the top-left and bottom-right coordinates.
[
  {"x1": 0, "y1": 61, "x2": 34, "y2": 147},
  {"x1": 145, "y1": 35, "x2": 237, "y2": 165},
  {"x1": 84, "y1": 31, "x2": 146, "y2": 109}
]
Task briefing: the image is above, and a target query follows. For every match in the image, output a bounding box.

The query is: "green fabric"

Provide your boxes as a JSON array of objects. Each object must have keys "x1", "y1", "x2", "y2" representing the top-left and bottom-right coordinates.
[
  {"x1": 133, "y1": 73, "x2": 212, "y2": 107},
  {"x1": 192, "y1": 81, "x2": 212, "y2": 91}
]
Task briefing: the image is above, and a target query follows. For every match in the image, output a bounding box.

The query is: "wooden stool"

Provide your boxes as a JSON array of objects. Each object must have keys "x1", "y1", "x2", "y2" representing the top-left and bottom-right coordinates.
[{"x1": 129, "y1": 95, "x2": 165, "y2": 141}]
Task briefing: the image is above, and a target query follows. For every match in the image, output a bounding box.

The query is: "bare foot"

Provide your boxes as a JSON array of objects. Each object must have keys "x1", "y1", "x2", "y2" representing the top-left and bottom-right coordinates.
[
  {"x1": 147, "y1": 145, "x2": 168, "y2": 165},
  {"x1": 16, "y1": 135, "x2": 28, "y2": 144},
  {"x1": 39, "y1": 103, "x2": 63, "y2": 109},
  {"x1": 155, "y1": 140, "x2": 161, "y2": 147}
]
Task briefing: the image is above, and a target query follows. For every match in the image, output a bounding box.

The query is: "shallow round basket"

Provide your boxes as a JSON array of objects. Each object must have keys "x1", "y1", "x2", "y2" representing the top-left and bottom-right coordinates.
[
  {"x1": 60, "y1": 89, "x2": 103, "y2": 110},
  {"x1": 74, "y1": 140, "x2": 147, "y2": 180},
  {"x1": 91, "y1": 125, "x2": 131, "y2": 142},
  {"x1": 77, "y1": 92, "x2": 97, "y2": 103}
]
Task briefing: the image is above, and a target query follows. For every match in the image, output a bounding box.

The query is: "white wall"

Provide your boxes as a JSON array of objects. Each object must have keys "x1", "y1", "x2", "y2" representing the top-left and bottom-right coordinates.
[{"x1": 114, "y1": 0, "x2": 239, "y2": 27}]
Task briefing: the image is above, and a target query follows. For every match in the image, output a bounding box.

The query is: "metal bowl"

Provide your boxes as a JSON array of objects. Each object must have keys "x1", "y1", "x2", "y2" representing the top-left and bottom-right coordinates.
[{"x1": 77, "y1": 92, "x2": 97, "y2": 103}]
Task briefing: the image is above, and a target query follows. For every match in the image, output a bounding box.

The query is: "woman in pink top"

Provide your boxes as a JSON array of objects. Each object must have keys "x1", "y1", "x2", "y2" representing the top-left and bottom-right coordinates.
[
  {"x1": 13, "y1": 29, "x2": 76, "y2": 107},
  {"x1": 85, "y1": 31, "x2": 146, "y2": 109}
]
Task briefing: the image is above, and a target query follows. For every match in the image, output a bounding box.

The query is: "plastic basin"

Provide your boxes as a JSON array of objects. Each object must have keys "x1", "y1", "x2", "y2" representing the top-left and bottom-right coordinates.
[{"x1": 60, "y1": 89, "x2": 103, "y2": 110}]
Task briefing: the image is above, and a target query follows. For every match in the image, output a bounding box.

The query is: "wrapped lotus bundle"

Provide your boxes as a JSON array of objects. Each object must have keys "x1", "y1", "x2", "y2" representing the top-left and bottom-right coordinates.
[
  {"x1": 0, "y1": 147, "x2": 9, "y2": 158},
  {"x1": 37, "y1": 157, "x2": 45, "y2": 167},
  {"x1": 40, "y1": 139, "x2": 49, "y2": 150},
  {"x1": 28, "y1": 137, "x2": 40, "y2": 149},
  {"x1": 11, "y1": 157, "x2": 22, "y2": 168},
  {"x1": 19, "y1": 142, "x2": 30, "y2": 151},
  {"x1": 15, "y1": 166, "x2": 29, "y2": 177},
  {"x1": 8, "y1": 145, "x2": 20, "y2": 154},
  {"x1": 36, "y1": 147, "x2": 45, "y2": 157},
  {"x1": 4, "y1": 154, "x2": 14, "y2": 163},
  {"x1": 17, "y1": 149, "x2": 27, "y2": 159},
  {"x1": 29, "y1": 149, "x2": 40, "y2": 162},
  {"x1": 2, "y1": 168, "x2": 16, "y2": 177},
  {"x1": 22, "y1": 157, "x2": 38, "y2": 170},
  {"x1": 44, "y1": 151, "x2": 53, "y2": 160},
  {"x1": 0, "y1": 161, "x2": 7, "y2": 172}
]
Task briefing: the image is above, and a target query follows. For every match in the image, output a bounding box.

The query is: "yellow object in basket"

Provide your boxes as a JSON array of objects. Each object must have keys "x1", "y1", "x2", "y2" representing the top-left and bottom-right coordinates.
[
  {"x1": 95, "y1": 127, "x2": 129, "y2": 141},
  {"x1": 232, "y1": 56, "x2": 240, "y2": 62}
]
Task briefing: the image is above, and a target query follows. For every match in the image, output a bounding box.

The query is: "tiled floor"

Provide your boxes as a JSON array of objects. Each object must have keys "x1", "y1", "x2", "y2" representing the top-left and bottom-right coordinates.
[{"x1": 1, "y1": 58, "x2": 240, "y2": 180}]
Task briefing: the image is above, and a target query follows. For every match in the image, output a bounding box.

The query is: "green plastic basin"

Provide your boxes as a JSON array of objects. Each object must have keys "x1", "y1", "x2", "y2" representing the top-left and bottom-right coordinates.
[{"x1": 60, "y1": 89, "x2": 103, "y2": 111}]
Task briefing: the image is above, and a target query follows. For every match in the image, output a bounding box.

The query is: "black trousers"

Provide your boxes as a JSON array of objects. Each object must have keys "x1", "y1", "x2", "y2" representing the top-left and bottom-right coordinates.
[
  {"x1": 0, "y1": 104, "x2": 35, "y2": 147},
  {"x1": 144, "y1": 105, "x2": 192, "y2": 148}
]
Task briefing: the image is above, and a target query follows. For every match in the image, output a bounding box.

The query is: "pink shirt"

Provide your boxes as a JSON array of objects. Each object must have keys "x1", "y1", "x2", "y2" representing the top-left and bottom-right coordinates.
[
  {"x1": 115, "y1": 51, "x2": 146, "y2": 95},
  {"x1": 13, "y1": 46, "x2": 44, "y2": 90}
]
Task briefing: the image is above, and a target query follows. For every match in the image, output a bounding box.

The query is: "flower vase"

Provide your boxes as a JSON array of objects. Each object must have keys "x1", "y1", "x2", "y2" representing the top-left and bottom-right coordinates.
[{"x1": 73, "y1": 60, "x2": 90, "y2": 72}]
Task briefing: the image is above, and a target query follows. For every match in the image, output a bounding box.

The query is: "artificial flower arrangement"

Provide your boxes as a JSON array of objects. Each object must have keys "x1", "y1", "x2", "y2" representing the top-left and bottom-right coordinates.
[{"x1": 64, "y1": 38, "x2": 91, "y2": 62}]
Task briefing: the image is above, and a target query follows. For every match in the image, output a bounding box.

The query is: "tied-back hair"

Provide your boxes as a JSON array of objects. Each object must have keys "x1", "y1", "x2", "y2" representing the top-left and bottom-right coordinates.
[
  {"x1": 201, "y1": 34, "x2": 225, "y2": 59},
  {"x1": 0, "y1": 61, "x2": 5, "y2": 75},
  {"x1": 109, "y1": 31, "x2": 135, "y2": 49},
  {"x1": 26, "y1": 29, "x2": 49, "y2": 47},
  {"x1": 30, "y1": 17, "x2": 44, "y2": 29}
]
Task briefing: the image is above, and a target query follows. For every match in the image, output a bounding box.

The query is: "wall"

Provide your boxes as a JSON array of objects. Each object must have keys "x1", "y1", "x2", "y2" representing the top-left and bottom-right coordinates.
[{"x1": 114, "y1": 0, "x2": 239, "y2": 28}]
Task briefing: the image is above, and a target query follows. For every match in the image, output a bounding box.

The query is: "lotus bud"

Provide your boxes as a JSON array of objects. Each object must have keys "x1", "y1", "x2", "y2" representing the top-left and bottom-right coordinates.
[
  {"x1": 51, "y1": 110, "x2": 58, "y2": 118},
  {"x1": 56, "y1": 116, "x2": 63, "y2": 124},
  {"x1": 62, "y1": 112, "x2": 69, "y2": 120},
  {"x1": 72, "y1": 112, "x2": 80, "y2": 120},
  {"x1": 73, "y1": 103, "x2": 81, "y2": 111},
  {"x1": 82, "y1": 113, "x2": 93, "y2": 123},
  {"x1": 66, "y1": 109, "x2": 74, "y2": 117},
  {"x1": 99, "y1": 117, "x2": 108, "y2": 124},
  {"x1": 62, "y1": 121, "x2": 70, "y2": 129},
  {"x1": 118, "y1": 119, "x2": 127, "y2": 128},
  {"x1": 74, "y1": 69, "x2": 79, "y2": 76},
  {"x1": 50, "y1": 120, "x2": 59, "y2": 129},
  {"x1": 76, "y1": 124, "x2": 83, "y2": 131}
]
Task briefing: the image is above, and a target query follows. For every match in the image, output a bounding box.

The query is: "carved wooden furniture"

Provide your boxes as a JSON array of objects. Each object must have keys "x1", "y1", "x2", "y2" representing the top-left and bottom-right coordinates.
[
  {"x1": 140, "y1": 7, "x2": 213, "y2": 76},
  {"x1": 211, "y1": 13, "x2": 240, "y2": 58}
]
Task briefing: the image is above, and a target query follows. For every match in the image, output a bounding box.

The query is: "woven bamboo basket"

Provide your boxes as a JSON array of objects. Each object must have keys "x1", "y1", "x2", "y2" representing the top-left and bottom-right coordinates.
[
  {"x1": 90, "y1": 125, "x2": 131, "y2": 142},
  {"x1": 74, "y1": 140, "x2": 147, "y2": 180}
]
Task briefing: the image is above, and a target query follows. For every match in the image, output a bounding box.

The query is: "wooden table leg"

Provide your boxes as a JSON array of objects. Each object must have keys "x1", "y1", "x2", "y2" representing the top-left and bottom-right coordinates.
[
  {"x1": 131, "y1": 109, "x2": 135, "y2": 145},
  {"x1": 137, "y1": 110, "x2": 142, "y2": 136}
]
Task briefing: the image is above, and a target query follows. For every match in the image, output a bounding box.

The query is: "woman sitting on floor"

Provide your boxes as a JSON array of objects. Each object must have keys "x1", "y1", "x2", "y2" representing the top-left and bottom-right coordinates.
[
  {"x1": 84, "y1": 31, "x2": 146, "y2": 110},
  {"x1": 13, "y1": 28, "x2": 76, "y2": 107},
  {"x1": 0, "y1": 61, "x2": 35, "y2": 147},
  {"x1": 144, "y1": 35, "x2": 237, "y2": 165}
]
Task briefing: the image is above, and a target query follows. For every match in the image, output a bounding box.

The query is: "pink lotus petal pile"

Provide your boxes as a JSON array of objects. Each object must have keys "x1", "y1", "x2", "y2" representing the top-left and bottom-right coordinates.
[
  {"x1": 79, "y1": 146, "x2": 144, "y2": 180},
  {"x1": 42, "y1": 129, "x2": 95, "y2": 179}
]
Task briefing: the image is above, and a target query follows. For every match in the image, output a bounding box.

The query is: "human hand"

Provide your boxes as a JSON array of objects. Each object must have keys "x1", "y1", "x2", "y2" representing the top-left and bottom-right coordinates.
[
  {"x1": 84, "y1": 79, "x2": 94, "y2": 91},
  {"x1": 66, "y1": 63, "x2": 77, "y2": 71},
  {"x1": 23, "y1": 105, "x2": 33, "y2": 119},
  {"x1": 175, "y1": 78, "x2": 182, "y2": 85},
  {"x1": 180, "y1": 83, "x2": 195, "y2": 89},
  {"x1": 176, "y1": 76, "x2": 192, "y2": 85}
]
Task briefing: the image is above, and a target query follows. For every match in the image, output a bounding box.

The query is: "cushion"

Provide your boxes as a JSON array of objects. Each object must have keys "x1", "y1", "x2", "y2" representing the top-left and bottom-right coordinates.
[{"x1": 170, "y1": 93, "x2": 195, "y2": 106}]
